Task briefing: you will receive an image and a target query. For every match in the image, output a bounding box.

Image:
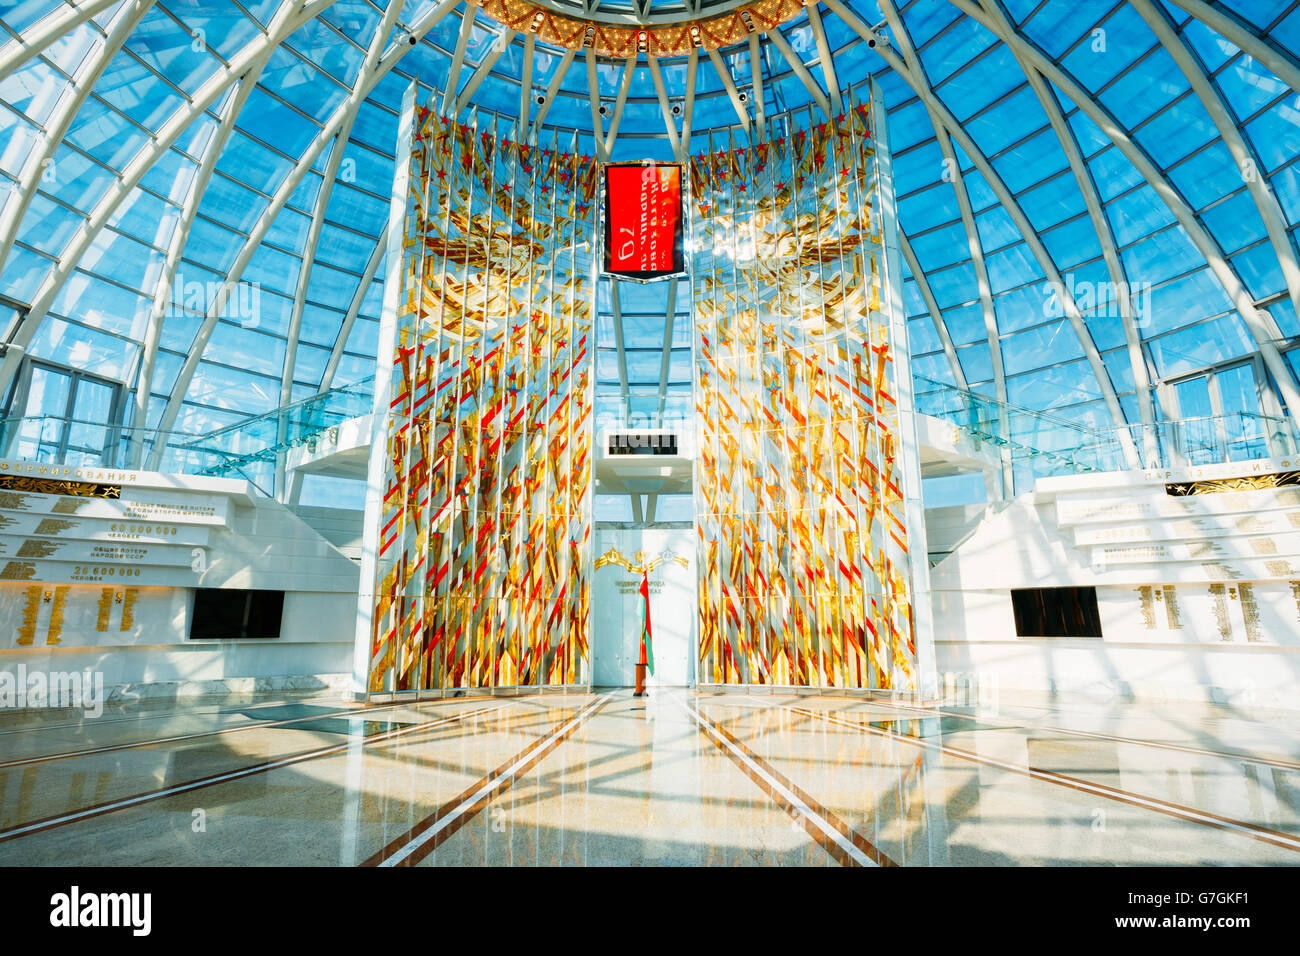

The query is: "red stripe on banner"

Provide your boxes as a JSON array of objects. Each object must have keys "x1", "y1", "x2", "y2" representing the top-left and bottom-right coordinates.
[
  {"x1": 548, "y1": 585, "x2": 567, "y2": 629},
  {"x1": 428, "y1": 560, "x2": 448, "y2": 588}
]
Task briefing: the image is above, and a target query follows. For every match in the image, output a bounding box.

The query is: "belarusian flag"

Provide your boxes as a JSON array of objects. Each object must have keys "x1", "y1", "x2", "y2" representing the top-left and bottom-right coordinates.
[{"x1": 638, "y1": 570, "x2": 655, "y2": 676}]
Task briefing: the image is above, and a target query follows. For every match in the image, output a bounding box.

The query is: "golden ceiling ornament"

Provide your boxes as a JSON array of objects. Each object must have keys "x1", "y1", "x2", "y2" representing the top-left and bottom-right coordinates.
[
  {"x1": 594, "y1": 545, "x2": 689, "y2": 574},
  {"x1": 478, "y1": 0, "x2": 806, "y2": 57}
]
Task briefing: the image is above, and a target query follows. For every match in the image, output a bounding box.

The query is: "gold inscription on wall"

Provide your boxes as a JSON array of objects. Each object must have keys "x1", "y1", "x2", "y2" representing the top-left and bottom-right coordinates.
[
  {"x1": 1239, "y1": 584, "x2": 1262, "y2": 643},
  {"x1": 1209, "y1": 584, "x2": 1232, "y2": 641},
  {"x1": 87, "y1": 545, "x2": 147, "y2": 561},
  {"x1": 0, "y1": 491, "x2": 32, "y2": 511},
  {"x1": 1201, "y1": 562, "x2": 1243, "y2": 581},
  {"x1": 33, "y1": 518, "x2": 77, "y2": 536},
  {"x1": 1, "y1": 560, "x2": 37, "y2": 580},
  {"x1": 107, "y1": 522, "x2": 179, "y2": 539},
  {"x1": 617, "y1": 578, "x2": 664, "y2": 595},
  {"x1": 95, "y1": 587, "x2": 113, "y2": 632},
  {"x1": 121, "y1": 502, "x2": 217, "y2": 520},
  {"x1": 46, "y1": 585, "x2": 68, "y2": 645},
  {"x1": 1136, "y1": 585, "x2": 1155, "y2": 630},
  {"x1": 16, "y1": 539, "x2": 60, "y2": 559},
  {"x1": 1163, "y1": 586, "x2": 1182, "y2": 629},
  {"x1": 121, "y1": 587, "x2": 138, "y2": 631},
  {"x1": 16, "y1": 584, "x2": 41, "y2": 646}
]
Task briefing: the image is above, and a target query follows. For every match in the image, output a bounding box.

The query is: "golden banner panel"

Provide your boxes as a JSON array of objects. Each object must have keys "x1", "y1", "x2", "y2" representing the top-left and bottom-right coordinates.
[
  {"x1": 1167, "y1": 470, "x2": 1300, "y2": 496},
  {"x1": 366, "y1": 106, "x2": 598, "y2": 692},
  {"x1": 0, "y1": 475, "x2": 121, "y2": 498},
  {"x1": 689, "y1": 100, "x2": 916, "y2": 691}
]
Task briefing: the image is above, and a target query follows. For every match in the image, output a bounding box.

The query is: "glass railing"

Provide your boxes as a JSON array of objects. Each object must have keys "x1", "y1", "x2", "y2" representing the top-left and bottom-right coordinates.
[
  {"x1": 1, "y1": 372, "x2": 1294, "y2": 498},
  {"x1": 1126, "y1": 412, "x2": 1296, "y2": 468},
  {"x1": 913, "y1": 375, "x2": 1298, "y2": 484},
  {"x1": 157, "y1": 375, "x2": 375, "y2": 479},
  {"x1": 0, "y1": 376, "x2": 375, "y2": 498},
  {"x1": 913, "y1": 375, "x2": 1128, "y2": 474}
]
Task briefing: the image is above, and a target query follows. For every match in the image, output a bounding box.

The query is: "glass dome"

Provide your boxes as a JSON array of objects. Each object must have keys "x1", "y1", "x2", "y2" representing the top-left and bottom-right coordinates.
[{"x1": 0, "y1": 0, "x2": 1297, "y2": 491}]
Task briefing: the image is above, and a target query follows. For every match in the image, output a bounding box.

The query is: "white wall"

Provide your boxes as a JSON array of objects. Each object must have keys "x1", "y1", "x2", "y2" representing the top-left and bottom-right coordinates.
[{"x1": 0, "y1": 461, "x2": 359, "y2": 699}]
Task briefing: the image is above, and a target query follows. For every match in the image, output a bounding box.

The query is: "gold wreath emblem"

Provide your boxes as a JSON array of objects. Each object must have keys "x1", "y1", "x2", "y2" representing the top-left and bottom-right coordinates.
[{"x1": 594, "y1": 546, "x2": 689, "y2": 575}]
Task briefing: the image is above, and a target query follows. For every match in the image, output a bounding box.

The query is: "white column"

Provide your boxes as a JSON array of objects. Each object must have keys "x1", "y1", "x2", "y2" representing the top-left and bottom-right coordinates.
[
  {"x1": 350, "y1": 81, "x2": 416, "y2": 701},
  {"x1": 872, "y1": 77, "x2": 937, "y2": 701}
]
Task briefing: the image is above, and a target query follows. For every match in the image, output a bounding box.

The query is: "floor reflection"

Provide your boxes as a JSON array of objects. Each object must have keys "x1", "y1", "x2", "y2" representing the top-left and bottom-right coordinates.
[{"x1": 1, "y1": 688, "x2": 1297, "y2": 865}]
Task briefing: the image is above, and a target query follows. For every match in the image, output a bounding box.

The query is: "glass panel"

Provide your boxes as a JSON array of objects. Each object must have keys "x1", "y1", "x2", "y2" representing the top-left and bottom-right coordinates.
[
  {"x1": 15, "y1": 365, "x2": 70, "y2": 461},
  {"x1": 1171, "y1": 374, "x2": 1216, "y2": 465},
  {"x1": 67, "y1": 376, "x2": 114, "y2": 454},
  {"x1": 1173, "y1": 375, "x2": 1212, "y2": 419},
  {"x1": 1214, "y1": 362, "x2": 1268, "y2": 461}
]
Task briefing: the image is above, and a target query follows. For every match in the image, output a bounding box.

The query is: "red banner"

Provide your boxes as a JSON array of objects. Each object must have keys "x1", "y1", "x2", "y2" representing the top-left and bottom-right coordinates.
[{"x1": 603, "y1": 163, "x2": 683, "y2": 278}]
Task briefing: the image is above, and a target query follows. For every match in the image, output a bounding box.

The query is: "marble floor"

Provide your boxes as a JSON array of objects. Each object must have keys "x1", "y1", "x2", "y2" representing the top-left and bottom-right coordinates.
[{"x1": 1, "y1": 687, "x2": 1297, "y2": 865}]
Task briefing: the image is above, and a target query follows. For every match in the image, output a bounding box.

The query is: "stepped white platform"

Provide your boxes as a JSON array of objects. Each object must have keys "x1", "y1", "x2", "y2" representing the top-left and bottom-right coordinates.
[
  {"x1": 933, "y1": 456, "x2": 1300, "y2": 709},
  {"x1": 0, "y1": 459, "x2": 359, "y2": 701}
]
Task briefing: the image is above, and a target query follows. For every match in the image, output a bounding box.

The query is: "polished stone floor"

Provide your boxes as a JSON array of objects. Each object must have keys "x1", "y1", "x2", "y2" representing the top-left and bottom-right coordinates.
[{"x1": 1, "y1": 688, "x2": 1297, "y2": 865}]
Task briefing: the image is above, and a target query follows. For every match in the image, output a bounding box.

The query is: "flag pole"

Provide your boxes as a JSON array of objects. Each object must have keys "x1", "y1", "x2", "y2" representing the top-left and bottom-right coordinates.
[{"x1": 635, "y1": 569, "x2": 654, "y2": 696}]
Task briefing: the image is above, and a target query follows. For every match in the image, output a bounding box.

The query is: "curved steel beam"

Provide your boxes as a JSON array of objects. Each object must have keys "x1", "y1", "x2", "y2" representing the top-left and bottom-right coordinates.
[
  {"x1": 514, "y1": 29, "x2": 535, "y2": 141},
  {"x1": 705, "y1": 46, "x2": 751, "y2": 134},
  {"x1": 647, "y1": 53, "x2": 682, "y2": 155},
  {"x1": 0, "y1": 0, "x2": 120, "y2": 83},
  {"x1": 0, "y1": 0, "x2": 342, "y2": 399},
  {"x1": 1133, "y1": 0, "x2": 1300, "y2": 337},
  {"x1": 866, "y1": 0, "x2": 1139, "y2": 465},
  {"x1": 130, "y1": 46, "x2": 278, "y2": 467},
  {"x1": 987, "y1": 0, "x2": 1156, "y2": 462},
  {"x1": 528, "y1": 45, "x2": 577, "y2": 139},
  {"x1": 654, "y1": 279, "x2": 678, "y2": 423},
  {"x1": 899, "y1": 229, "x2": 969, "y2": 390},
  {"x1": 945, "y1": 0, "x2": 1300, "y2": 422},
  {"x1": 879, "y1": 0, "x2": 1007, "y2": 424},
  {"x1": 148, "y1": 0, "x2": 462, "y2": 468},
  {"x1": 275, "y1": 0, "x2": 406, "y2": 492},
  {"x1": 1165, "y1": 0, "x2": 1300, "y2": 94},
  {"x1": 748, "y1": 31, "x2": 766, "y2": 133},
  {"x1": 455, "y1": 27, "x2": 516, "y2": 117},
  {"x1": 0, "y1": 0, "x2": 156, "y2": 279},
  {"x1": 805, "y1": 1, "x2": 842, "y2": 114},
  {"x1": 442, "y1": 0, "x2": 477, "y2": 117},
  {"x1": 585, "y1": 47, "x2": 608, "y2": 162},
  {"x1": 603, "y1": 54, "x2": 637, "y2": 154},
  {"x1": 679, "y1": 47, "x2": 699, "y2": 160},
  {"x1": 766, "y1": 23, "x2": 832, "y2": 119},
  {"x1": 318, "y1": 231, "x2": 386, "y2": 394}
]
